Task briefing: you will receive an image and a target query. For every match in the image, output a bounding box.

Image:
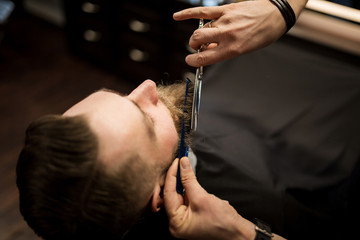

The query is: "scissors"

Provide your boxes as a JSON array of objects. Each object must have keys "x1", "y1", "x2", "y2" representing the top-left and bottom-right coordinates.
[
  {"x1": 191, "y1": 18, "x2": 205, "y2": 132},
  {"x1": 176, "y1": 18, "x2": 206, "y2": 194}
]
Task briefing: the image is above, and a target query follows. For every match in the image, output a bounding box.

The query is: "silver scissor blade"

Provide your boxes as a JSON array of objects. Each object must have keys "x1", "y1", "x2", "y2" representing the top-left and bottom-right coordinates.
[
  {"x1": 190, "y1": 18, "x2": 205, "y2": 132},
  {"x1": 191, "y1": 66, "x2": 203, "y2": 131}
]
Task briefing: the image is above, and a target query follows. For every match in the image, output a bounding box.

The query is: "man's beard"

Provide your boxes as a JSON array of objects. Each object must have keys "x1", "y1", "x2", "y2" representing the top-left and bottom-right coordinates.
[{"x1": 156, "y1": 81, "x2": 193, "y2": 158}]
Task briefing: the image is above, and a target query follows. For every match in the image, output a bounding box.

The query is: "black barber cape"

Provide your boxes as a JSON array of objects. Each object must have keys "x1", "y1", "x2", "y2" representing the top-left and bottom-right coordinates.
[{"x1": 124, "y1": 35, "x2": 360, "y2": 240}]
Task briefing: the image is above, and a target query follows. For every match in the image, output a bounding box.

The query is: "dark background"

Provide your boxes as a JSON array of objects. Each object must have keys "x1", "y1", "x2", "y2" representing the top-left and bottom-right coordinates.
[
  {"x1": 0, "y1": 0, "x2": 359, "y2": 239},
  {"x1": 0, "y1": 7, "x2": 138, "y2": 240}
]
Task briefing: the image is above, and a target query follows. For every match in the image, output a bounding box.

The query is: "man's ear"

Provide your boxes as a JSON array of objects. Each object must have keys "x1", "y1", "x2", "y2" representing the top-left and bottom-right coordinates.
[{"x1": 150, "y1": 184, "x2": 164, "y2": 213}]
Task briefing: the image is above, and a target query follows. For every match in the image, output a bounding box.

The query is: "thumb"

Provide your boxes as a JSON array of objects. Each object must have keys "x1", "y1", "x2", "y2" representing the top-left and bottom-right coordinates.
[{"x1": 180, "y1": 157, "x2": 205, "y2": 196}]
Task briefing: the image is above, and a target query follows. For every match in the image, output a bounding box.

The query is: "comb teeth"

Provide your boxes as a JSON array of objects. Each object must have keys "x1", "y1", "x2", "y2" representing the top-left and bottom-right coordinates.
[
  {"x1": 177, "y1": 78, "x2": 194, "y2": 157},
  {"x1": 176, "y1": 78, "x2": 193, "y2": 194},
  {"x1": 184, "y1": 78, "x2": 194, "y2": 146}
]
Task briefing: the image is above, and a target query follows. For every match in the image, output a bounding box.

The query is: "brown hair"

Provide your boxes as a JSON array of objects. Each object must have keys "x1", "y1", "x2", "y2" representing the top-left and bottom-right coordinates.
[
  {"x1": 157, "y1": 81, "x2": 193, "y2": 147},
  {"x1": 16, "y1": 115, "x2": 155, "y2": 240}
]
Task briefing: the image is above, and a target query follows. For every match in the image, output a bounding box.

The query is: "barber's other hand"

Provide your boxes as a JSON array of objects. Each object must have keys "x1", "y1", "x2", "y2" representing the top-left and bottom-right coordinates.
[
  {"x1": 173, "y1": 1, "x2": 289, "y2": 67},
  {"x1": 164, "y1": 157, "x2": 256, "y2": 240}
]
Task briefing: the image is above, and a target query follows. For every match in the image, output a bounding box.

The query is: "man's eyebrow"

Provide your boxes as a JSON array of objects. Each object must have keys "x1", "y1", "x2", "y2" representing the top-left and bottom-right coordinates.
[{"x1": 128, "y1": 99, "x2": 156, "y2": 140}]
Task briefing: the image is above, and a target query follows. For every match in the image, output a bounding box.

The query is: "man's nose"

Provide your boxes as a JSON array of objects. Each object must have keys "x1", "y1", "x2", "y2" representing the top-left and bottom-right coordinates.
[{"x1": 128, "y1": 79, "x2": 159, "y2": 106}]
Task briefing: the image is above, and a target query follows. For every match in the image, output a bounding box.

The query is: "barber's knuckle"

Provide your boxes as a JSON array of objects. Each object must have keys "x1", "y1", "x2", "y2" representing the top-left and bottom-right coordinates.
[
  {"x1": 192, "y1": 29, "x2": 202, "y2": 41},
  {"x1": 213, "y1": 4, "x2": 225, "y2": 15},
  {"x1": 221, "y1": 28, "x2": 234, "y2": 40},
  {"x1": 214, "y1": 27, "x2": 222, "y2": 37},
  {"x1": 228, "y1": 44, "x2": 240, "y2": 55},
  {"x1": 182, "y1": 173, "x2": 196, "y2": 184},
  {"x1": 220, "y1": 15, "x2": 230, "y2": 23},
  {"x1": 198, "y1": 8, "x2": 208, "y2": 16},
  {"x1": 224, "y1": 37, "x2": 242, "y2": 56},
  {"x1": 196, "y1": 53, "x2": 207, "y2": 66},
  {"x1": 187, "y1": 8, "x2": 196, "y2": 15},
  {"x1": 222, "y1": 15, "x2": 233, "y2": 25}
]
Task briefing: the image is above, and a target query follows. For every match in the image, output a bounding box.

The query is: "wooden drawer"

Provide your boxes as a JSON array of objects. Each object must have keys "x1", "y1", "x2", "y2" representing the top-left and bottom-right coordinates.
[
  {"x1": 118, "y1": 32, "x2": 164, "y2": 67},
  {"x1": 116, "y1": 31, "x2": 177, "y2": 83},
  {"x1": 63, "y1": 0, "x2": 202, "y2": 82},
  {"x1": 67, "y1": 18, "x2": 116, "y2": 68},
  {"x1": 117, "y1": 2, "x2": 167, "y2": 39},
  {"x1": 66, "y1": 0, "x2": 113, "y2": 19}
]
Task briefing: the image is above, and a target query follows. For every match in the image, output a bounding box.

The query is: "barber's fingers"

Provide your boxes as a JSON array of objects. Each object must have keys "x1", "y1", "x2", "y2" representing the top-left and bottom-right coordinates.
[
  {"x1": 185, "y1": 27, "x2": 228, "y2": 67},
  {"x1": 185, "y1": 46, "x2": 228, "y2": 67},
  {"x1": 164, "y1": 157, "x2": 208, "y2": 212},
  {"x1": 164, "y1": 159, "x2": 184, "y2": 215},
  {"x1": 188, "y1": 27, "x2": 221, "y2": 51},
  {"x1": 179, "y1": 157, "x2": 208, "y2": 199},
  {"x1": 173, "y1": 6, "x2": 224, "y2": 21}
]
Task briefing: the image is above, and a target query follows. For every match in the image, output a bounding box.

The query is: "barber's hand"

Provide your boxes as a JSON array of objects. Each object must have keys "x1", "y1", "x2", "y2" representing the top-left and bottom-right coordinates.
[
  {"x1": 164, "y1": 157, "x2": 256, "y2": 240},
  {"x1": 173, "y1": 1, "x2": 287, "y2": 67}
]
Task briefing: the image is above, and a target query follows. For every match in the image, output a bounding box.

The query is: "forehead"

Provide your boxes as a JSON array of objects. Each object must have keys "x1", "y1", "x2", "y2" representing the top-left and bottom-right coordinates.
[
  {"x1": 63, "y1": 90, "x2": 153, "y2": 166},
  {"x1": 64, "y1": 89, "x2": 126, "y2": 114}
]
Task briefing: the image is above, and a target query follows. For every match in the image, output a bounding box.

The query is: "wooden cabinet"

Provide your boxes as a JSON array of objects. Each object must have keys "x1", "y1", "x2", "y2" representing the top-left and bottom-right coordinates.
[{"x1": 64, "y1": 0, "x2": 199, "y2": 83}]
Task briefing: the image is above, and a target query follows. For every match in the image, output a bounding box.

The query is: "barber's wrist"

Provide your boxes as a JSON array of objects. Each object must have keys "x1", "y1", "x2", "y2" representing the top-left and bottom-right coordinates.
[
  {"x1": 232, "y1": 216, "x2": 257, "y2": 240},
  {"x1": 286, "y1": 0, "x2": 308, "y2": 18},
  {"x1": 253, "y1": 218, "x2": 274, "y2": 240},
  {"x1": 269, "y1": 0, "x2": 296, "y2": 32}
]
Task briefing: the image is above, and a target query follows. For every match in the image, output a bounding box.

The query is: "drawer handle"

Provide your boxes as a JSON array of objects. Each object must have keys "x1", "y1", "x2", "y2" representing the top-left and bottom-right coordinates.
[
  {"x1": 129, "y1": 19, "x2": 150, "y2": 33},
  {"x1": 83, "y1": 30, "x2": 102, "y2": 42},
  {"x1": 129, "y1": 49, "x2": 149, "y2": 62},
  {"x1": 82, "y1": 2, "x2": 100, "y2": 14}
]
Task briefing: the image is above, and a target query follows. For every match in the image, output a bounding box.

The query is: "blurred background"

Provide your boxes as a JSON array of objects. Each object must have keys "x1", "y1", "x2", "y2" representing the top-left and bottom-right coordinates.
[{"x1": 0, "y1": 0, "x2": 359, "y2": 239}]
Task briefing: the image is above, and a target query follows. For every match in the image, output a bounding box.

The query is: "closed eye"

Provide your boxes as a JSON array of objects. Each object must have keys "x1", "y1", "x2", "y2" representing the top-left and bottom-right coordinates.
[{"x1": 128, "y1": 99, "x2": 156, "y2": 140}]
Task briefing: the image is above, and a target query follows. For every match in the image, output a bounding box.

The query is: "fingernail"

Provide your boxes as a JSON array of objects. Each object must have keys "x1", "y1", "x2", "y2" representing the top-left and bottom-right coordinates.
[{"x1": 181, "y1": 157, "x2": 190, "y2": 169}]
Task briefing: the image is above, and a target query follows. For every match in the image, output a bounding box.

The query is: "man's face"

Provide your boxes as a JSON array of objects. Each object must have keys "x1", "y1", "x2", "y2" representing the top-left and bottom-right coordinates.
[{"x1": 63, "y1": 80, "x2": 184, "y2": 179}]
